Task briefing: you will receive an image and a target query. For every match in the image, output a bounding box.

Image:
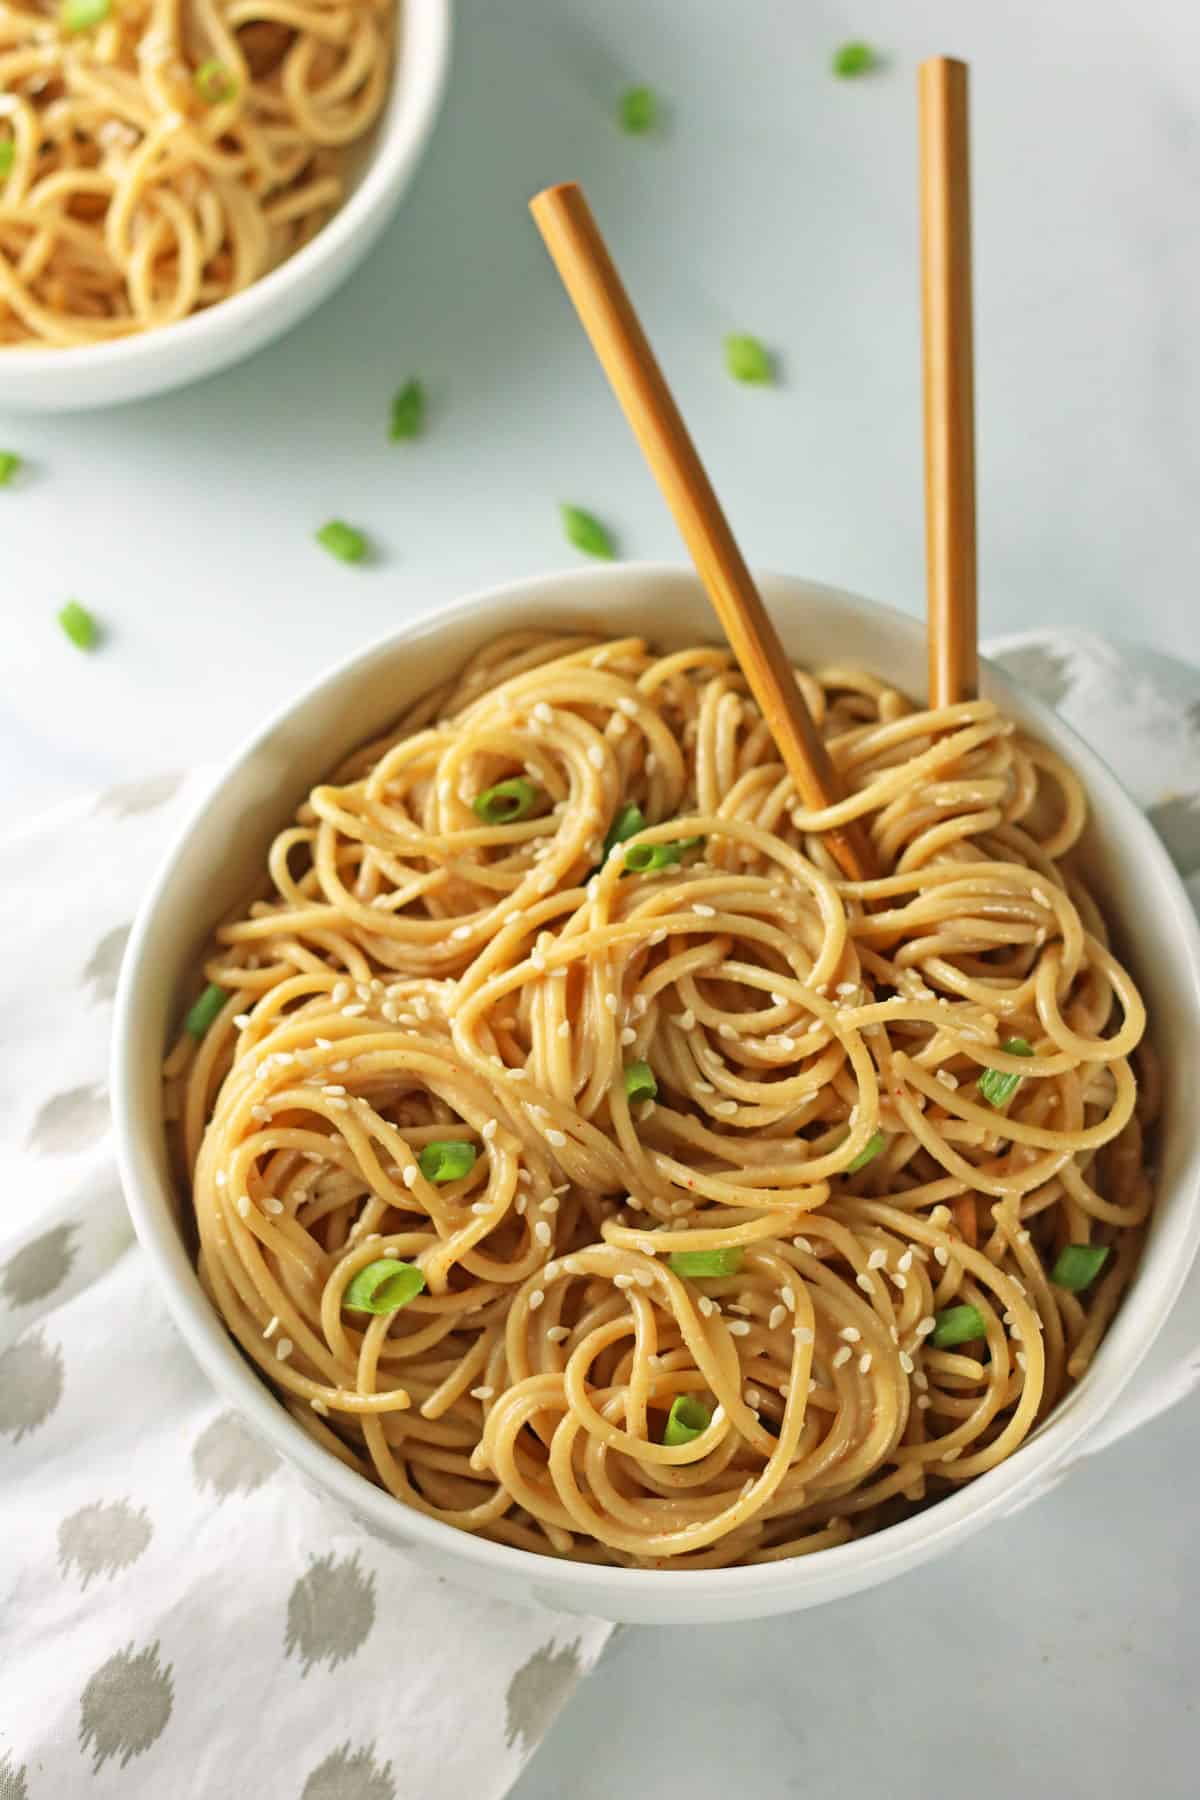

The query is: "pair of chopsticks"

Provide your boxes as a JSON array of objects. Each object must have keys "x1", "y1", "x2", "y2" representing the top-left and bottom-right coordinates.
[{"x1": 529, "y1": 56, "x2": 977, "y2": 886}]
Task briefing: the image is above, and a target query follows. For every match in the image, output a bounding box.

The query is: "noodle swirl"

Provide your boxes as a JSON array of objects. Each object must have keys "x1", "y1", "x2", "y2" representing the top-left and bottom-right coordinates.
[{"x1": 165, "y1": 631, "x2": 1156, "y2": 1566}]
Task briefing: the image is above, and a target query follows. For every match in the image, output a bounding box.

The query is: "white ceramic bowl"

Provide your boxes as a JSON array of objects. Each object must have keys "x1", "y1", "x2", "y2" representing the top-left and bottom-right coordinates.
[
  {"x1": 0, "y1": 0, "x2": 451, "y2": 413},
  {"x1": 112, "y1": 566, "x2": 1200, "y2": 1624}
]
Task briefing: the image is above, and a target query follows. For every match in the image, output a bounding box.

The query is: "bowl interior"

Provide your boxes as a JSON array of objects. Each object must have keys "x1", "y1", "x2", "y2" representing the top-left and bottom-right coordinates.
[{"x1": 114, "y1": 566, "x2": 1200, "y2": 1621}]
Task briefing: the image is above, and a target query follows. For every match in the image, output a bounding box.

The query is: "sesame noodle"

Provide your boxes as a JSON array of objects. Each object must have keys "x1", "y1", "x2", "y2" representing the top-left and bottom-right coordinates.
[
  {"x1": 165, "y1": 632, "x2": 1156, "y2": 1567},
  {"x1": 0, "y1": 0, "x2": 391, "y2": 345}
]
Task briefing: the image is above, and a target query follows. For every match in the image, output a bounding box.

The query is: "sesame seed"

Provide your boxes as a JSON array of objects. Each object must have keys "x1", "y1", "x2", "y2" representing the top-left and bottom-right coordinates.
[
  {"x1": 898, "y1": 1249, "x2": 913, "y2": 1272},
  {"x1": 745, "y1": 1387, "x2": 762, "y2": 1409},
  {"x1": 769, "y1": 1305, "x2": 787, "y2": 1330},
  {"x1": 913, "y1": 1369, "x2": 929, "y2": 1391},
  {"x1": 917, "y1": 1394, "x2": 931, "y2": 1410},
  {"x1": 856, "y1": 1275, "x2": 876, "y2": 1295},
  {"x1": 916, "y1": 1317, "x2": 936, "y2": 1337},
  {"x1": 793, "y1": 1236, "x2": 814, "y2": 1253},
  {"x1": 614, "y1": 1272, "x2": 634, "y2": 1289},
  {"x1": 892, "y1": 1273, "x2": 908, "y2": 1291},
  {"x1": 263, "y1": 1197, "x2": 285, "y2": 1215},
  {"x1": 533, "y1": 702, "x2": 553, "y2": 723},
  {"x1": 698, "y1": 1296, "x2": 715, "y2": 1318},
  {"x1": 728, "y1": 1320, "x2": 751, "y2": 1336},
  {"x1": 793, "y1": 1325, "x2": 814, "y2": 1344},
  {"x1": 470, "y1": 1386, "x2": 495, "y2": 1400},
  {"x1": 620, "y1": 1026, "x2": 637, "y2": 1045},
  {"x1": 832, "y1": 1345, "x2": 852, "y2": 1368},
  {"x1": 587, "y1": 745, "x2": 605, "y2": 769},
  {"x1": 867, "y1": 1248, "x2": 887, "y2": 1269},
  {"x1": 332, "y1": 981, "x2": 351, "y2": 1004},
  {"x1": 692, "y1": 903, "x2": 716, "y2": 918},
  {"x1": 858, "y1": 1353, "x2": 873, "y2": 1374},
  {"x1": 263, "y1": 1316, "x2": 279, "y2": 1340},
  {"x1": 233, "y1": 1013, "x2": 251, "y2": 1030},
  {"x1": 782, "y1": 1288, "x2": 796, "y2": 1312},
  {"x1": 546, "y1": 1128, "x2": 567, "y2": 1147},
  {"x1": 324, "y1": 1084, "x2": 347, "y2": 1097},
  {"x1": 534, "y1": 1221, "x2": 553, "y2": 1247},
  {"x1": 275, "y1": 1338, "x2": 293, "y2": 1361},
  {"x1": 713, "y1": 1100, "x2": 738, "y2": 1117},
  {"x1": 900, "y1": 1351, "x2": 915, "y2": 1373},
  {"x1": 529, "y1": 1289, "x2": 545, "y2": 1310},
  {"x1": 471, "y1": 1201, "x2": 491, "y2": 1215},
  {"x1": 237, "y1": 1195, "x2": 251, "y2": 1218},
  {"x1": 634, "y1": 1269, "x2": 654, "y2": 1288},
  {"x1": 547, "y1": 1325, "x2": 569, "y2": 1342},
  {"x1": 679, "y1": 1009, "x2": 697, "y2": 1030},
  {"x1": 515, "y1": 1194, "x2": 527, "y2": 1215},
  {"x1": 718, "y1": 1022, "x2": 735, "y2": 1039},
  {"x1": 839, "y1": 1326, "x2": 861, "y2": 1343},
  {"x1": 403, "y1": 1165, "x2": 419, "y2": 1187},
  {"x1": 935, "y1": 1070, "x2": 960, "y2": 1090},
  {"x1": 835, "y1": 982, "x2": 857, "y2": 997},
  {"x1": 934, "y1": 1245, "x2": 950, "y2": 1266},
  {"x1": 451, "y1": 925, "x2": 473, "y2": 942},
  {"x1": 604, "y1": 992, "x2": 619, "y2": 1014},
  {"x1": 310, "y1": 1398, "x2": 329, "y2": 1416},
  {"x1": 341, "y1": 1003, "x2": 367, "y2": 1018}
]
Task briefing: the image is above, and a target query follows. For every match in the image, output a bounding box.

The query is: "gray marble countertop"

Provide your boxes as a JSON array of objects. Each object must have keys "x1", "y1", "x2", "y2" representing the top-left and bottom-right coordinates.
[{"x1": 3, "y1": 0, "x2": 1197, "y2": 1793}]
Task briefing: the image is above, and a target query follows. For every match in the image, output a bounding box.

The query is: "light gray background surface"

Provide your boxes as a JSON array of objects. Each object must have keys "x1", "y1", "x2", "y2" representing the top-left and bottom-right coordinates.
[{"x1": 3, "y1": 1, "x2": 1196, "y2": 1794}]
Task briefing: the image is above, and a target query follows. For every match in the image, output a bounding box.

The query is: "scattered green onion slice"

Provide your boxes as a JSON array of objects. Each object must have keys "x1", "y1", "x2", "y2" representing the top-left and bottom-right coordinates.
[
  {"x1": 61, "y1": 0, "x2": 111, "y2": 31},
  {"x1": 473, "y1": 777, "x2": 540, "y2": 824},
  {"x1": 1051, "y1": 1243, "x2": 1110, "y2": 1293},
  {"x1": 724, "y1": 333, "x2": 773, "y2": 384},
  {"x1": 0, "y1": 141, "x2": 14, "y2": 178},
  {"x1": 58, "y1": 599, "x2": 98, "y2": 651},
  {"x1": 389, "y1": 377, "x2": 425, "y2": 441},
  {"x1": 418, "y1": 1139, "x2": 478, "y2": 1183},
  {"x1": 315, "y1": 519, "x2": 368, "y2": 563},
  {"x1": 929, "y1": 1303, "x2": 986, "y2": 1348},
  {"x1": 622, "y1": 835, "x2": 703, "y2": 873},
  {"x1": 602, "y1": 801, "x2": 646, "y2": 860},
  {"x1": 0, "y1": 448, "x2": 21, "y2": 484},
  {"x1": 561, "y1": 504, "x2": 615, "y2": 560},
  {"x1": 832, "y1": 41, "x2": 876, "y2": 78},
  {"x1": 194, "y1": 58, "x2": 237, "y2": 104},
  {"x1": 618, "y1": 84, "x2": 658, "y2": 133},
  {"x1": 978, "y1": 1037, "x2": 1035, "y2": 1109},
  {"x1": 342, "y1": 1257, "x2": 425, "y2": 1315},
  {"x1": 846, "y1": 1130, "x2": 886, "y2": 1172},
  {"x1": 623, "y1": 1060, "x2": 658, "y2": 1104},
  {"x1": 663, "y1": 1394, "x2": 711, "y2": 1446},
  {"x1": 185, "y1": 981, "x2": 228, "y2": 1038},
  {"x1": 667, "y1": 1247, "x2": 743, "y2": 1278}
]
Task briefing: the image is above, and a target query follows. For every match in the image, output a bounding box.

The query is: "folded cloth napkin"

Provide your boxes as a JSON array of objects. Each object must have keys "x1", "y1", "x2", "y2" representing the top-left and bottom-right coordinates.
[{"x1": 2, "y1": 631, "x2": 1199, "y2": 1799}]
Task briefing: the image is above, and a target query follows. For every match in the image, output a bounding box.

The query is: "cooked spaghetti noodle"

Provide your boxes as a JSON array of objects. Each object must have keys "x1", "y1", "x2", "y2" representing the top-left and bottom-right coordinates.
[
  {"x1": 0, "y1": 0, "x2": 391, "y2": 345},
  {"x1": 165, "y1": 632, "x2": 1156, "y2": 1567}
]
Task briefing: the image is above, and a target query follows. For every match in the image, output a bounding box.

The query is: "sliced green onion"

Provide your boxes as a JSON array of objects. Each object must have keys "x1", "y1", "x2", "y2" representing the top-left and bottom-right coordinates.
[
  {"x1": 418, "y1": 1139, "x2": 477, "y2": 1183},
  {"x1": 61, "y1": 0, "x2": 111, "y2": 31},
  {"x1": 623, "y1": 1060, "x2": 658, "y2": 1104},
  {"x1": 929, "y1": 1303, "x2": 986, "y2": 1349},
  {"x1": 561, "y1": 504, "x2": 615, "y2": 560},
  {"x1": 667, "y1": 1247, "x2": 743, "y2": 1278},
  {"x1": 185, "y1": 981, "x2": 228, "y2": 1038},
  {"x1": 622, "y1": 836, "x2": 703, "y2": 873},
  {"x1": 0, "y1": 141, "x2": 14, "y2": 178},
  {"x1": 602, "y1": 802, "x2": 646, "y2": 859},
  {"x1": 0, "y1": 448, "x2": 21, "y2": 484},
  {"x1": 978, "y1": 1037, "x2": 1035, "y2": 1109},
  {"x1": 58, "y1": 599, "x2": 98, "y2": 651},
  {"x1": 1051, "y1": 1243, "x2": 1110, "y2": 1293},
  {"x1": 724, "y1": 333, "x2": 773, "y2": 384},
  {"x1": 832, "y1": 41, "x2": 876, "y2": 78},
  {"x1": 846, "y1": 1129, "x2": 886, "y2": 1172},
  {"x1": 618, "y1": 84, "x2": 658, "y2": 133},
  {"x1": 389, "y1": 377, "x2": 425, "y2": 441},
  {"x1": 342, "y1": 1257, "x2": 425, "y2": 1315},
  {"x1": 473, "y1": 777, "x2": 539, "y2": 824},
  {"x1": 662, "y1": 1394, "x2": 711, "y2": 1446},
  {"x1": 315, "y1": 520, "x2": 368, "y2": 563},
  {"x1": 194, "y1": 59, "x2": 237, "y2": 104}
]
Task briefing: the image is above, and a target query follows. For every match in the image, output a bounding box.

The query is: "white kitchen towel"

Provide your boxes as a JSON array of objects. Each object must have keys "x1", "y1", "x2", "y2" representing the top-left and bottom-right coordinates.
[{"x1": 2, "y1": 630, "x2": 1199, "y2": 1799}]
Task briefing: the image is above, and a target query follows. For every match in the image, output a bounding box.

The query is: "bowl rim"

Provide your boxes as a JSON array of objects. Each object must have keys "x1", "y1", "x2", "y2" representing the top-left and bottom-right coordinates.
[
  {"x1": 0, "y1": 0, "x2": 452, "y2": 381},
  {"x1": 112, "y1": 561, "x2": 1200, "y2": 1601}
]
